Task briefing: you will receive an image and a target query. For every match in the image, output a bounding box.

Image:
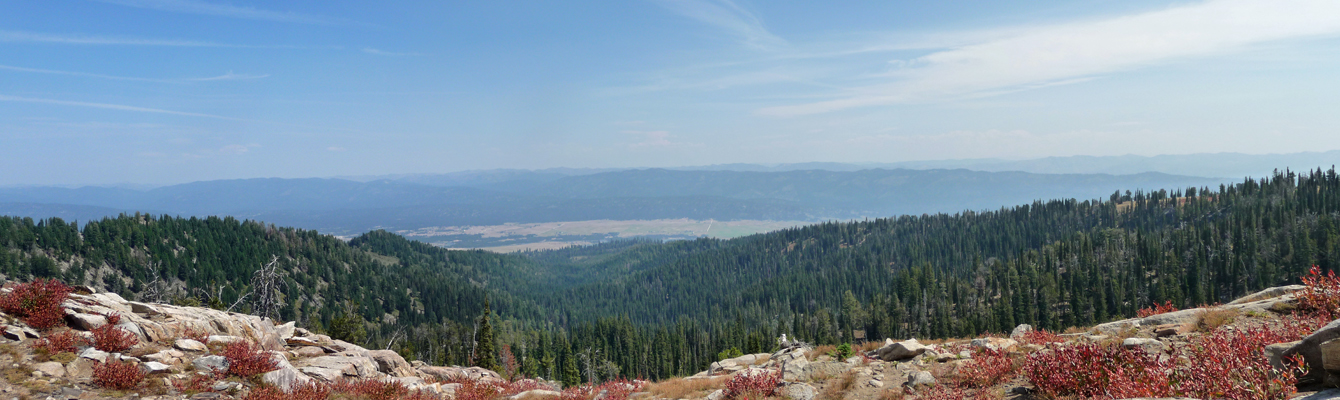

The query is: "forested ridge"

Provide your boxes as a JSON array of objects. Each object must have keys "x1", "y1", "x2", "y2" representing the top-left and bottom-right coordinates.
[{"x1": 0, "y1": 168, "x2": 1338, "y2": 384}]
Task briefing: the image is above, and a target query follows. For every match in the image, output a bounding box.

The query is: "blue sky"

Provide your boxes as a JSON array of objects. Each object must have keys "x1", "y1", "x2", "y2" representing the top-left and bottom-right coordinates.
[{"x1": 3, "y1": 0, "x2": 1340, "y2": 185}]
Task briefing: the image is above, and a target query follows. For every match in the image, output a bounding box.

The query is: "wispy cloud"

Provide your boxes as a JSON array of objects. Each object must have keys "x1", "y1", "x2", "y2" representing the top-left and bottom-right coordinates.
[
  {"x1": 0, "y1": 29, "x2": 328, "y2": 49},
  {"x1": 0, "y1": 94, "x2": 234, "y2": 119},
  {"x1": 218, "y1": 144, "x2": 253, "y2": 155},
  {"x1": 0, "y1": 64, "x2": 172, "y2": 82},
  {"x1": 758, "y1": 0, "x2": 1340, "y2": 116},
  {"x1": 655, "y1": 0, "x2": 786, "y2": 50},
  {"x1": 0, "y1": 64, "x2": 268, "y2": 83},
  {"x1": 186, "y1": 71, "x2": 270, "y2": 81},
  {"x1": 625, "y1": 130, "x2": 702, "y2": 148},
  {"x1": 91, "y1": 0, "x2": 345, "y2": 25},
  {"x1": 361, "y1": 48, "x2": 424, "y2": 57}
]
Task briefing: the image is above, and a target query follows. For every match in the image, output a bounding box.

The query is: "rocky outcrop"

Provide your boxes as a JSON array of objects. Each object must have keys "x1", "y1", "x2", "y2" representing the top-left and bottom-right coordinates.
[
  {"x1": 873, "y1": 339, "x2": 927, "y2": 362},
  {"x1": 1280, "y1": 318, "x2": 1340, "y2": 384},
  {"x1": 780, "y1": 383, "x2": 816, "y2": 400},
  {"x1": 0, "y1": 282, "x2": 511, "y2": 399},
  {"x1": 969, "y1": 338, "x2": 1017, "y2": 351},
  {"x1": 1010, "y1": 324, "x2": 1033, "y2": 339},
  {"x1": 1094, "y1": 288, "x2": 1301, "y2": 336},
  {"x1": 60, "y1": 291, "x2": 284, "y2": 349},
  {"x1": 708, "y1": 353, "x2": 769, "y2": 375}
]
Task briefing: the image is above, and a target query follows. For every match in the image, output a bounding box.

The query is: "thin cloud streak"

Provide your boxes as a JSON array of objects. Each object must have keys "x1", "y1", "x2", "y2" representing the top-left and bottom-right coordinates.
[
  {"x1": 0, "y1": 30, "x2": 333, "y2": 49},
  {"x1": 91, "y1": 0, "x2": 344, "y2": 25},
  {"x1": 0, "y1": 64, "x2": 268, "y2": 83},
  {"x1": 758, "y1": 0, "x2": 1340, "y2": 116},
  {"x1": 655, "y1": 0, "x2": 786, "y2": 50},
  {"x1": 0, "y1": 64, "x2": 173, "y2": 83},
  {"x1": 361, "y1": 48, "x2": 424, "y2": 57},
  {"x1": 0, "y1": 94, "x2": 235, "y2": 119},
  {"x1": 186, "y1": 71, "x2": 270, "y2": 81}
]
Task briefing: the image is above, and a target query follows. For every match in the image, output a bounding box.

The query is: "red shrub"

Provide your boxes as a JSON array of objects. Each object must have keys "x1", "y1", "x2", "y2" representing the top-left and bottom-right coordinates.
[
  {"x1": 560, "y1": 384, "x2": 596, "y2": 400},
  {"x1": 1170, "y1": 324, "x2": 1301, "y2": 400},
  {"x1": 93, "y1": 360, "x2": 146, "y2": 390},
  {"x1": 1023, "y1": 343, "x2": 1172, "y2": 398},
  {"x1": 91, "y1": 313, "x2": 138, "y2": 352},
  {"x1": 1019, "y1": 329, "x2": 1065, "y2": 346},
  {"x1": 183, "y1": 326, "x2": 210, "y2": 344},
  {"x1": 1299, "y1": 265, "x2": 1340, "y2": 318},
  {"x1": 1137, "y1": 300, "x2": 1179, "y2": 318},
  {"x1": 955, "y1": 348, "x2": 1016, "y2": 388},
  {"x1": 330, "y1": 378, "x2": 440, "y2": 400},
  {"x1": 221, "y1": 341, "x2": 279, "y2": 377},
  {"x1": 0, "y1": 278, "x2": 72, "y2": 329},
  {"x1": 243, "y1": 382, "x2": 333, "y2": 400},
  {"x1": 33, "y1": 329, "x2": 83, "y2": 354},
  {"x1": 723, "y1": 371, "x2": 779, "y2": 399},
  {"x1": 498, "y1": 379, "x2": 551, "y2": 397},
  {"x1": 455, "y1": 378, "x2": 504, "y2": 400},
  {"x1": 171, "y1": 373, "x2": 220, "y2": 394},
  {"x1": 560, "y1": 380, "x2": 642, "y2": 400}
]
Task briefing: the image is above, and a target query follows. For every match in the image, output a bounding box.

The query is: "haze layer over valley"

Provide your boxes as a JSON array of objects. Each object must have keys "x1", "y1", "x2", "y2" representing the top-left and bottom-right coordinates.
[{"x1": 0, "y1": 151, "x2": 1296, "y2": 250}]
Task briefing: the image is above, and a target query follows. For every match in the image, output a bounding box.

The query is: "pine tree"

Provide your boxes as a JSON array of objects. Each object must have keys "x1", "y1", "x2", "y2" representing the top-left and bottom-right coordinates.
[
  {"x1": 474, "y1": 299, "x2": 500, "y2": 371},
  {"x1": 561, "y1": 347, "x2": 580, "y2": 387}
]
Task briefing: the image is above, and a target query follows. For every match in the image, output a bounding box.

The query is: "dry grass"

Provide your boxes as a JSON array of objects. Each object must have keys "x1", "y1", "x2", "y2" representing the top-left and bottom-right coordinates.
[
  {"x1": 49, "y1": 352, "x2": 76, "y2": 364},
  {"x1": 807, "y1": 345, "x2": 837, "y2": 360},
  {"x1": 1196, "y1": 308, "x2": 1241, "y2": 332},
  {"x1": 3, "y1": 364, "x2": 32, "y2": 384},
  {"x1": 859, "y1": 341, "x2": 885, "y2": 353},
  {"x1": 126, "y1": 344, "x2": 164, "y2": 358},
  {"x1": 917, "y1": 337, "x2": 973, "y2": 346},
  {"x1": 0, "y1": 343, "x2": 22, "y2": 360},
  {"x1": 511, "y1": 391, "x2": 561, "y2": 400},
  {"x1": 819, "y1": 370, "x2": 857, "y2": 400},
  {"x1": 877, "y1": 389, "x2": 906, "y2": 400},
  {"x1": 642, "y1": 376, "x2": 725, "y2": 399},
  {"x1": 1063, "y1": 326, "x2": 1090, "y2": 334}
]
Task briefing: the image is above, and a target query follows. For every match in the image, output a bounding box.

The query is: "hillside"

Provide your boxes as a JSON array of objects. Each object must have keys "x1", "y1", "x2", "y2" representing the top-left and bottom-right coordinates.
[{"x1": 0, "y1": 168, "x2": 1338, "y2": 384}]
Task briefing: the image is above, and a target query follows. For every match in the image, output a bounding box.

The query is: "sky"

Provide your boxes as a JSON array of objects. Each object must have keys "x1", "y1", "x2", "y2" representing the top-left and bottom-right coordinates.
[{"x1": 3, "y1": 0, "x2": 1340, "y2": 185}]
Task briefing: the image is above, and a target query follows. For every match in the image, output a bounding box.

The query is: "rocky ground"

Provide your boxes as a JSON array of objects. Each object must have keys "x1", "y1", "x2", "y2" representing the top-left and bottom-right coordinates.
[
  {"x1": 5, "y1": 280, "x2": 1340, "y2": 400},
  {"x1": 0, "y1": 282, "x2": 535, "y2": 399},
  {"x1": 636, "y1": 284, "x2": 1340, "y2": 400}
]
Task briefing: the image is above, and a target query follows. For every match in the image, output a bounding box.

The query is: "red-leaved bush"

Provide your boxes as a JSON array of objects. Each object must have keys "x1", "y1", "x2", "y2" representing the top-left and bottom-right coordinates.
[
  {"x1": 171, "y1": 372, "x2": 220, "y2": 394},
  {"x1": 561, "y1": 380, "x2": 642, "y2": 400},
  {"x1": 1023, "y1": 343, "x2": 1172, "y2": 398},
  {"x1": 93, "y1": 359, "x2": 146, "y2": 390},
  {"x1": 1168, "y1": 325, "x2": 1299, "y2": 399},
  {"x1": 183, "y1": 325, "x2": 210, "y2": 344},
  {"x1": 242, "y1": 382, "x2": 333, "y2": 400},
  {"x1": 1298, "y1": 265, "x2": 1340, "y2": 318},
  {"x1": 1022, "y1": 316, "x2": 1318, "y2": 400},
  {"x1": 1019, "y1": 328, "x2": 1065, "y2": 346},
  {"x1": 1136, "y1": 300, "x2": 1179, "y2": 318},
  {"x1": 91, "y1": 313, "x2": 138, "y2": 352},
  {"x1": 0, "y1": 278, "x2": 72, "y2": 329},
  {"x1": 221, "y1": 341, "x2": 279, "y2": 377},
  {"x1": 722, "y1": 371, "x2": 779, "y2": 399},
  {"x1": 955, "y1": 348, "x2": 1016, "y2": 388},
  {"x1": 33, "y1": 329, "x2": 83, "y2": 354},
  {"x1": 330, "y1": 378, "x2": 441, "y2": 400},
  {"x1": 454, "y1": 378, "x2": 504, "y2": 400}
]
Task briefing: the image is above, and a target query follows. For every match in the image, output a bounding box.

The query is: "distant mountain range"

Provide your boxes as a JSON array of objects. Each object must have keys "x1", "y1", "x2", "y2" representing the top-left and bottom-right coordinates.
[
  {"x1": 2, "y1": 167, "x2": 1224, "y2": 235},
  {"x1": 336, "y1": 150, "x2": 1340, "y2": 184}
]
